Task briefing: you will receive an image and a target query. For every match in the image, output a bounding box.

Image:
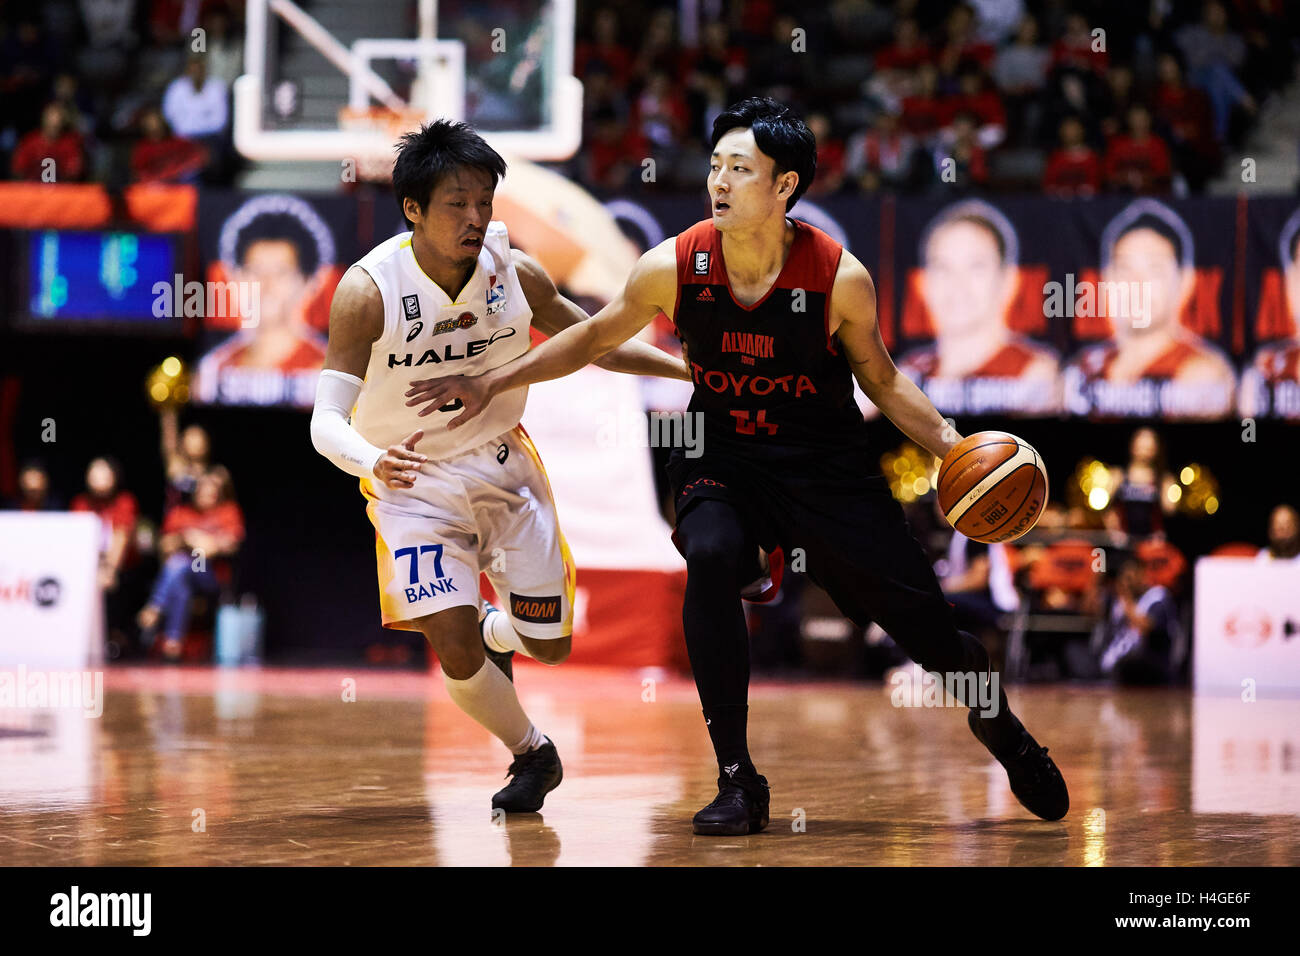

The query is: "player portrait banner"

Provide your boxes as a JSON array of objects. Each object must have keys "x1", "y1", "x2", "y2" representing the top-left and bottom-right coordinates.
[
  {"x1": 192, "y1": 191, "x2": 361, "y2": 409},
  {"x1": 495, "y1": 192, "x2": 1286, "y2": 423}
]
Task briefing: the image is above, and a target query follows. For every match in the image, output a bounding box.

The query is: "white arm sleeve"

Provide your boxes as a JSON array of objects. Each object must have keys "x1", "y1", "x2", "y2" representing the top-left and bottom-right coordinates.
[{"x1": 310, "y1": 369, "x2": 386, "y2": 479}]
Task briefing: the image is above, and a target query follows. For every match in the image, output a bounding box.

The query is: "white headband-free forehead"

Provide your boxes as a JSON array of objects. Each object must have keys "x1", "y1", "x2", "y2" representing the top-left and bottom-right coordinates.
[
  {"x1": 1101, "y1": 197, "x2": 1194, "y2": 271},
  {"x1": 218, "y1": 193, "x2": 336, "y2": 271},
  {"x1": 920, "y1": 198, "x2": 1020, "y2": 267}
]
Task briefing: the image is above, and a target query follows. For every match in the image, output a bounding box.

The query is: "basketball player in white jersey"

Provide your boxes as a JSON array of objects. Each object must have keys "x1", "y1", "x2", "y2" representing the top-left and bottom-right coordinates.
[{"x1": 310, "y1": 121, "x2": 688, "y2": 812}]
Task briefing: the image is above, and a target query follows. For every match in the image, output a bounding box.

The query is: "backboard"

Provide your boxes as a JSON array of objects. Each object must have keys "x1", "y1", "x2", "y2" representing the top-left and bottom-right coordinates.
[{"x1": 233, "y1": 0, "x2": 583, "y2": 170}]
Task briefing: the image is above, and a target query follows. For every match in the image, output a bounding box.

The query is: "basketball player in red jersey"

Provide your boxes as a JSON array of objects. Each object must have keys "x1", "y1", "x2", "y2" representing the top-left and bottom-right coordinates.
[{"x1": 406, "y1": 98, "x2": 1068, "y2": 833}]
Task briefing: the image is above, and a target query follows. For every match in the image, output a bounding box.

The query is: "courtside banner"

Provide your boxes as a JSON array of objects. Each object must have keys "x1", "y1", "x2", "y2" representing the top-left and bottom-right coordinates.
[{"x1": 0, "y1": 512, "x2": 101, "y2": 668}]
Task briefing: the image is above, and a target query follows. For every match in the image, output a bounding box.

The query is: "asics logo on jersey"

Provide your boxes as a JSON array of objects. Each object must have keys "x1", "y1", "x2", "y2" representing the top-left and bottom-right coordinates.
[
  {"x1": 406, "y1": 321, "x2": 423, "y2": 342},
  {"x1": 386, "y1": 327, "x2": 518, "y2": 368}
]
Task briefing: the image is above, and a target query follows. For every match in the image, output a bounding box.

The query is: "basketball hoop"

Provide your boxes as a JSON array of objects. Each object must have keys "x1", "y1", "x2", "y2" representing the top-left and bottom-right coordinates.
[{"x1": 339, "y1": 107, "x2": 429, "y2": 182}]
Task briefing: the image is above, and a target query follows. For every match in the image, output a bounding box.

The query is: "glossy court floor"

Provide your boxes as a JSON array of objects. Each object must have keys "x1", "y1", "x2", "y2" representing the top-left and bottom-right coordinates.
[{"x1": 1, "y1": 664, "x2": 1297, "y2": 866}]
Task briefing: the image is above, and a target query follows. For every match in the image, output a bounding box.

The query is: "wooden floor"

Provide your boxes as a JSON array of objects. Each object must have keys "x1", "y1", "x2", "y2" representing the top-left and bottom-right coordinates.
[{"x1": 1, "y1": 664, "x2": 1297, "y2": 866}]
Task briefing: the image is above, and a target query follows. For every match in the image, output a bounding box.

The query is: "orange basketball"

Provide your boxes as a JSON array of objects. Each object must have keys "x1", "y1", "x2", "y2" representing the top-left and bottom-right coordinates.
[{"x1": 937, "y1": 431, "x2": 1048, "y2": 544}]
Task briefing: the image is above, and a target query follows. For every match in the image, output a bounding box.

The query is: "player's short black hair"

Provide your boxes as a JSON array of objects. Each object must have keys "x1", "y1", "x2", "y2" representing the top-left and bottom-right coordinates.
[
  {"x1": 234, "y1": 212, "x2": 319, "y2": 275},
  {"x1": 392, "y1": 120, "x2": 508, "y2": 227},
  {"x1": 920, "y1": 199, "x2": 1020, "y2": 267},
  {"x1": 1102, "y1": 199, "x2": 1194, "y2": 271},
  {"x1": 710, "y1": 97, "x2": 816, "y2": 212}
]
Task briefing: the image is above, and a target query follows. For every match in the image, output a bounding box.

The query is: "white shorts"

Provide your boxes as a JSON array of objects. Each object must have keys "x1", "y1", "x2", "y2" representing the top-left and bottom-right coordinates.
[{"x1": 360, "y1": 424, "x2": 576, "y2": 639}]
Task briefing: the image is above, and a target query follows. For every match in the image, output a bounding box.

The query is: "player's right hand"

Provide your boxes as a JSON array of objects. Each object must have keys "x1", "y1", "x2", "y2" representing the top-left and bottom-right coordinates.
[{"x1": 373, "y1": 429, "x2": 427, "y2": 489}]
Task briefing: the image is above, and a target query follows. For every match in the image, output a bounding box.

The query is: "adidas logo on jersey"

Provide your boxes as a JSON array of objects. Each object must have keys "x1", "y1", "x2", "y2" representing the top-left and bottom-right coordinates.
[{"x1": 696, "y1": 287, "x2": 714, "y2": 302}]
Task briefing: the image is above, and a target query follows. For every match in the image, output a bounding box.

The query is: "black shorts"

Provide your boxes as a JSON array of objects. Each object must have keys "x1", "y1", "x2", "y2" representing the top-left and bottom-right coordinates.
[{"x1": 667, "y1": 441, "x2": 959, "y2": 640}]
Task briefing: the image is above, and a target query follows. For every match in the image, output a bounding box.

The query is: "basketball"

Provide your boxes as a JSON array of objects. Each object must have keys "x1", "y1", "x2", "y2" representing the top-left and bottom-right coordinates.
[{"x1": 937, "y1": 431, "x2": 1048, "y2": 544}]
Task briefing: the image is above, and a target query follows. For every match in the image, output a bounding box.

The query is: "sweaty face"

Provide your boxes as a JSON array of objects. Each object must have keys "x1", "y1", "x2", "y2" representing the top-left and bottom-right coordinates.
[
  {"x1": 708, "y1": 128, "x2": 794, "y2": 233},
  {"x1": 922, "y1": 219, "x2": 1013, "y2": 338},
  {"x1": 1104, "y1": 228, "x2": 1189, "y2": 337},
  {"x1": 407, "y1": 167, "x2": 495, "y2": 271}
]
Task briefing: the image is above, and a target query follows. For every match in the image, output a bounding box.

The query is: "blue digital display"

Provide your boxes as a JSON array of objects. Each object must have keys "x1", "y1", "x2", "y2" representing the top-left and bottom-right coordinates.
[{"x1": 26, "y1": 230, "x2": 179, "y2": 323}]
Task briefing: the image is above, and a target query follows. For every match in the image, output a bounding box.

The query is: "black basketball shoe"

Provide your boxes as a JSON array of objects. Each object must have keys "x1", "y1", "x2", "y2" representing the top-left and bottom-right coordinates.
[
  {"x1": 480, "y1": 605, "x2": 514, "y2": 682},
  {"x1": 968, "y1": 709, "x2": 1069, "y2": 821},
  {"x1": 492, "y1": 740, "x2": 563, "y2": 813},
  {"x1": 692, "y1": 766, "x2": 770, "y2": 835}
]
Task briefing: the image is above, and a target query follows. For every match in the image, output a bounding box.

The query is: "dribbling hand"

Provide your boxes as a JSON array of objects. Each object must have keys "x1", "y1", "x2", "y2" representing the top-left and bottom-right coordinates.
[{"x1": 374, "y1": 429, "x2": 427, "y2": 489}]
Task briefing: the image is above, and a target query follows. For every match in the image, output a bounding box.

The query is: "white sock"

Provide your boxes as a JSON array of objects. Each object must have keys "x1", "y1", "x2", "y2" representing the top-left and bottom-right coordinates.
[
  {"x1": 482, "y1": 607, "x2": 531, "y2": 656},
  {"x1": 442, "y1": 659, "x2": 544, "y2": 754}
]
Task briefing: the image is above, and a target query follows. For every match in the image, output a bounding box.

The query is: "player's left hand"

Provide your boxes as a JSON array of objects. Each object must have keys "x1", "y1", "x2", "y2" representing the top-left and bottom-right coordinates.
[{"x1": 404, "y1": 373, "x2": 492, "y2": 428}]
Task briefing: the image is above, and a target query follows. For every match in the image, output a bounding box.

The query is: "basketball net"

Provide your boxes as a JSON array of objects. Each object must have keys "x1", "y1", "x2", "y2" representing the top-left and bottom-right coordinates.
[{"x1": 338, "y1": 107, "x2": 429, "y2": 182}]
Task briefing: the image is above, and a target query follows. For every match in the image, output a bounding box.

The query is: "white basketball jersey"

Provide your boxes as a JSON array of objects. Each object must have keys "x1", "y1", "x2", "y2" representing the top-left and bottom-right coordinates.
[{"x1": 351, "y1": 221, "x2": 533, "y2": 460}]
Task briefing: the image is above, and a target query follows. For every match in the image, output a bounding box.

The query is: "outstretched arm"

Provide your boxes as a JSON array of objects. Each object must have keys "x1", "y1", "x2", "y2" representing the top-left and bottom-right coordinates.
[
  {"x1": 513, "y1": 249, "x2": 688, "y2": 381},
  {"x1": 831, "y1": 251, "x2": 962, "y2": 460},
  {"x1": 405, "y1": 238, "x2": 679, "y2": 427}
]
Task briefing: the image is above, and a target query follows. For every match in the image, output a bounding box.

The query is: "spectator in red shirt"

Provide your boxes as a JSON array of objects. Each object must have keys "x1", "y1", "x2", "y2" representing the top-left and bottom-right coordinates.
[
  {"x1": 72, "y1": 457, "x2": 141, "y2": 654},
  {"x1": 131, "y1": 105, "x2": 209, "y2": 183},
  {"x1": 932, "y1": 111, "x2": 989, "y2": 188},
  {"x1": 575, "y1": 7, "x2": 633, "y2": 88},
  {"x1": 1153, "y1": 53, "x2": 1220, "y2": 191},
  {"x1": 846, "y1": 109, "x2": 919, "y2": 192},
  {"x1": 806, "y1": 113, "x2": 846, "y2": 196},
  {"x1": 72, "y1": 457, "x2": 139, "y2": 593},
  {"x1": 11, "y1": 102, "x2": 85, "y2": 181},
  {"x1": 901, "y1": 63, "x2": 948, "y2": 139},
  {"x1": 945, "y1": 67, "x2": 1007, "y2": 148},
  {"x1": 1104, "y1": 104, "x2": 1172, "y2": 194},
  {"x1": 138, "y1": 466, "x2": 244, "y2": 660},
  {"x1": 1051, "y1": 13, "x2": 1108, "y2": 75},
  {"x1": 1043, "y1": 115, "x2": 1101, "y2": 196},
  {"x1": 875, "y1": 18, "x2": 932, "y2": 72},
  {"x1": 938, "y1": 3, "x2": 996, "y2": 73},
  {"x1": 584, "y1": 107, "x2": 648, "y2": 190}
]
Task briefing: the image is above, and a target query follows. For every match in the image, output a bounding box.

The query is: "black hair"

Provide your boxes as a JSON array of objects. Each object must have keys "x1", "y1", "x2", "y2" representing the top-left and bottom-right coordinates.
[
  {"x1": 920, "y1": 199, "x2": 1020, "y2": 267},
  {"x1": 234, "y1": 212, "x2": 320, "y2": 275},
  {"x1": 392, "y1": 120, "x2": 508, "y2": 228},
  {"x1": 710, "y1": 97, "x2": 816, "y2": 212},
  {"x1": 1109, "y1": 213, "x2": 1188, "y2": 269}
]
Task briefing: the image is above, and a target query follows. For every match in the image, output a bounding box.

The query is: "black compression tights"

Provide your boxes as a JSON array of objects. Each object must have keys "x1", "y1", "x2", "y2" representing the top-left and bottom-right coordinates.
[{"x1": 676, "y1": 499, "x2": 758, "y2": 774}]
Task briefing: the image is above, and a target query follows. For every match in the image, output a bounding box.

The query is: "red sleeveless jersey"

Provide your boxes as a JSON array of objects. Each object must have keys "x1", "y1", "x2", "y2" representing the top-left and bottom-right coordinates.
[{"x1": 671, "y1": 219, "x2": 871, "y2": 452}]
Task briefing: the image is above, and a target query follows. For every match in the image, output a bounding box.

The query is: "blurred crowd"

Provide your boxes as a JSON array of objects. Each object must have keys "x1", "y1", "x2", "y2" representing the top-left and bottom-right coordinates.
[
  {"x1": 748, "y1": 425, "x2": 1298, "y2": 686},
  {"x1": 1, "y1": 0, "x2": 244, "y2": 185},
  {"x1": 570, "y1": 0, "x2": 1299, "y2": 196},
  {"x1": 3, "y1": 409, "x2": 244, "y2": 661},
  {"x1": 5, "y1": 1, "x2": 1296, "y2": 193}
]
